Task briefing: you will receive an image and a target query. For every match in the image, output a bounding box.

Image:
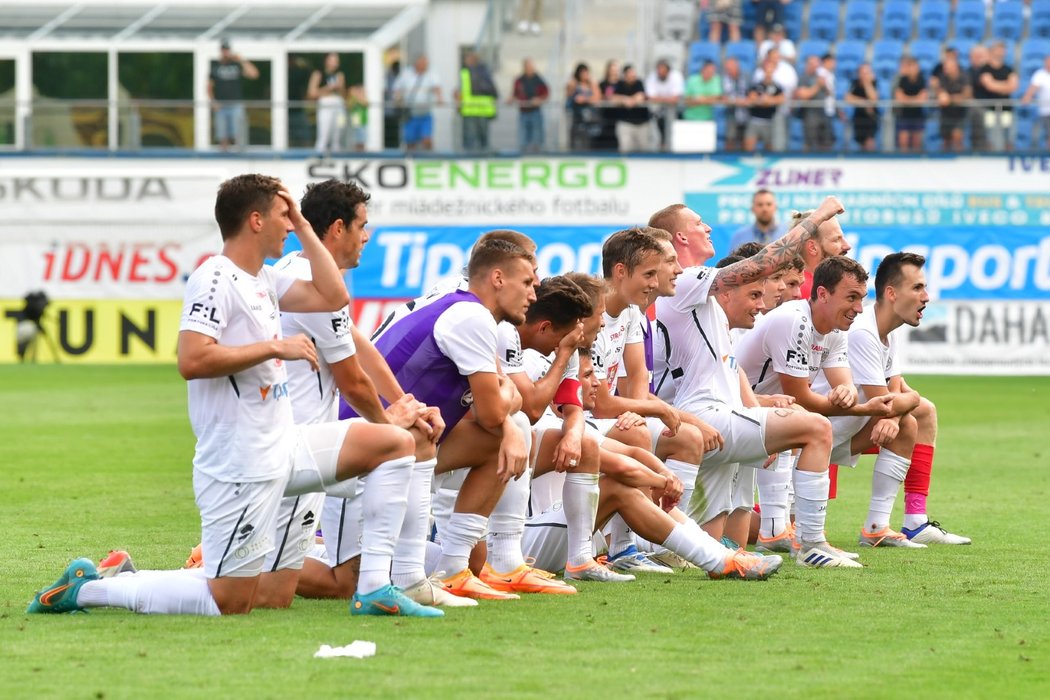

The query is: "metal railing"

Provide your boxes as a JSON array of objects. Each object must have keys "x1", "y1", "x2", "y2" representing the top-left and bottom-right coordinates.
[{"x1": 0, "y1": 96, "x2": 1044, "y2": 154}]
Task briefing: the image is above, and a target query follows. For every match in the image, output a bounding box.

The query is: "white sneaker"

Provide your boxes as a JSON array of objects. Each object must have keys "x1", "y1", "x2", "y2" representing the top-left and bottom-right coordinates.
[
  {"x1": 648, "y1": 549, "x2": 698, "y2": 570},
  {"x1": 607, "y1": 545, "x2": 674, "y2": 574},
  {"x1": 796, "y1": 540, "x2": 864, "y2": 568},
  {"x1": 564, "y1": 561, "x2": 635, "y2": 582},
  {"x1": 402, "y1": 577, "x2": 478, "y2": 607},
  {"x1": 901, "y1": 520, "x2": 972, "y2": 545}
]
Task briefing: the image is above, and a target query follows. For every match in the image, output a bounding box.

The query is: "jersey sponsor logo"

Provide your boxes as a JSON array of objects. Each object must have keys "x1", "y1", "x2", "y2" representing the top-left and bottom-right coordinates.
[
  {"x1": 330, "y1": 310, "x2": 351, "y2": 338},
  {"x1": 785, "y1": 348, "x2": 806, "y2": 366},
  {"x1": 460, "y1": 388, "x2": 474, "y2": 407},
  {"x1": 259, "y1": 382, "x2": 289, "y2": 401},
  {"x1": 505, "y1": 346, "x2": 522, "y2": 366},
  {"x1": 188, "y1": 302, "x2": 221, "y2": 325}
]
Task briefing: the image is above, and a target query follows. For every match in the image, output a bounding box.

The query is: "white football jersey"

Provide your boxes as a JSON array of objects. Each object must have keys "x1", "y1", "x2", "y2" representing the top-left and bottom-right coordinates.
[
  {"x1": 590, "y1": 304, "x2": 643, "y2": 388},
  {"x1": 180, "y1": 255, "x2": 298, "y2": 482},
  {"x1": 274, "y1": 252, "x2": 357, "y2": 426},
  {"x1": 812, "y1": 303, "x2": 898, "y2": 402},
  {"x1": 654, "y1": 265, "x2": 742, "y2": 409},
  {"x1": 734, "y1": 298, "x2": 850, "y2": 395}
]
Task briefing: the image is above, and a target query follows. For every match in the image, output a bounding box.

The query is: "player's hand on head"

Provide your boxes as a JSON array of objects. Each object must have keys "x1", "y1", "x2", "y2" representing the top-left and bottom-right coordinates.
[
  {"x1": 276, "y1": 334, "x2": 318, "y2": 371},
  {"x1": 277, "y1": 189, "x2": 313, "y2": 236},
  {"x1": 559, "y1": 322, "x2": 585, "y2": 352}
]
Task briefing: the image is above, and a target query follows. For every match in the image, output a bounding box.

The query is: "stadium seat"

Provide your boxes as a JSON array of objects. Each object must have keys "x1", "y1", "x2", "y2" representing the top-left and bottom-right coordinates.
[
  {"x1": 798, "y1": 39, "x2": 831, "y2": 64},
  {"x1": 909, "y1": 39, "x2": 943, "y2": 76},
  {"x1": 873, "y1": 39, "x2": 904, "y2": 66},
  {"x1": 1033, "y1": 3, "x2": 1050, "y2": 39},
  {"x1": 951, "y1": 39, "x2": 976, "y2": 70},
  {"x1": 917, "y1": 0, "x2": 950, "y2": 41},
  {"x1": 782, "y1": 1, "x2": 803, "y2": 41},
  {"x1": 881, "y1": 0, "x2": 913, "y2": 42},
  {"x1": 687, "y1": 41, "x2": 721, "y2": 75},
  {"x1": 725, "y1": 40, "x2": 757, "y2": 75},
  {"x1": 1022, "y1": 38, "x2": 1050, "y2": 64},
  {"x1": 808, "y1": 1, "x2": 840, "y2": 42},
  {"x1": 953, "y1": 0, "x2": 987, "y2": 42},
  {"x1": 660, "y1": 0, "x2": 695, "y2": 42},
  {"x1": 833, "y1": 40, "x2": 866, "y2": 81},
  {"x1": 843, "y1": 0, "x2": 877, "y2": 42},
  {"x1": 991, "y1": 1, "x2": 1025, "y2": 42}
]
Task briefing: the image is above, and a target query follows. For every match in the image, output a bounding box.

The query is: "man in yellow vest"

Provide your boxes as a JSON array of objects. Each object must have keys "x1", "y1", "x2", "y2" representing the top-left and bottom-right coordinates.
[{"x1": 457, "y1": 51, "x2": 498, "y2": 152}]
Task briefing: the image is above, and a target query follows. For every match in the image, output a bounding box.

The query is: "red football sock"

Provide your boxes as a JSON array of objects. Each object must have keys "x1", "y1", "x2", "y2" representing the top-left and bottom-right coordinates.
[
  {"x1": 828, "y1": 464, "x2": 838, "y2": 500},
  {"x1": 904, "y1": 443, "x2": 934, "y2": 514}
]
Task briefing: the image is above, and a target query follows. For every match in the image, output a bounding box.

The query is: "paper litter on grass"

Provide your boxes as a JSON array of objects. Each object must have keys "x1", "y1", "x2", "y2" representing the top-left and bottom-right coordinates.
[{"x1": 314, "y1": 641, "x2": 377, "y2": 659}]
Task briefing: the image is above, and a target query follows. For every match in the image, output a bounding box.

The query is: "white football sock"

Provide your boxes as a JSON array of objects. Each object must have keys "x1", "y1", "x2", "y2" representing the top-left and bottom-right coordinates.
[
  {"x1": 486, "y1": 465, "x2": 531, "y2": 573},
  {"x1": 865, "y1": 448, "x2": 910, "y2": 532},
  {"x1": 436, "y1": 512, "x2": 488, "y2": 576},
  {"x1": 662, "y1": 522, "x2": 729, "y2": 573},
  {"x1": 391, "y1": 458, "x2": 436, "y2": 589},
  {"x1": 902, "y1": 513, "x2": 928, "y2": 530},
  {"x1": 562, "y1": 472, "x2": 600, "y2": 567},
  {"x1": 666, "y1": 458, "x2": 698, "y2": 517},
  {"x1": 357, "y1": 455, "x2": 414, "y2": 595},
  {"x1": 606, "y1": 513, "x2": 634, "y2": 557},
  {"x1": 77, "y1": 570, "x2": 220, "y2": 615},
  {"x1": 793, "y1": 468, "x2": 830, "y2": 543},
  {"x1": 757, "y1": 453, "x2": 793, "y2": 538}
]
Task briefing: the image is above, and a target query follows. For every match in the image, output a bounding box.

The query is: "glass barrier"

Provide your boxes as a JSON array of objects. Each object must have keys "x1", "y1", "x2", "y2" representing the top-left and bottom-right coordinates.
[{"x1": 6, "y1": 97, "x2": 1045, "y2": 154}]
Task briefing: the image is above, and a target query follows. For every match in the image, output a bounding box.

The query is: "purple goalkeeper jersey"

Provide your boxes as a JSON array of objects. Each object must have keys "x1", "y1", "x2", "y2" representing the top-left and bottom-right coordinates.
[{"x1": 339, "y1": 289, "x2": 484, "y2": 441}]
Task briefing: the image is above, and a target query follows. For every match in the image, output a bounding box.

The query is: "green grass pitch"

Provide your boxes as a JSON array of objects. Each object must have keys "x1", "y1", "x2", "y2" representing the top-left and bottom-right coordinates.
[{"x1": 2, "y1": 366, "x2": 1049, "y2": 698}]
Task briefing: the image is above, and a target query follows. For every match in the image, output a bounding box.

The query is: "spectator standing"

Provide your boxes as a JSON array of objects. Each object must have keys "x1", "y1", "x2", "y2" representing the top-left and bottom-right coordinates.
[
  {"x1": 645, "y1": 59, "x2": 685, "y2": 150},
  {"x1": 308, "y1": 52, "x2": 346, "y2": 156},
  {"x1": 744, "y1": 57, "x2": 785, "y2": 151},
  {"x1": 758, "y1": 24, "x2": 797, "y2": 64},
  {"x1": 936, "y1": 52, "x2": 970, "y2": 152},
  {"x1": 383, "y1": 59, "x2": 401, "y2": 149},
  {"x1": 894, "y1": 56, "x2": 928, "y2": 153},
  {"x1": 846, "y1": 63, "x2": 879, "y2": 151},
  {"x1": 683, "y1": 60, "x2": 723, "y2": 121},
  {"x1": 456, "y1": 51, "x2": 498, "y2": 152},
  {"x1": 613, "y1": 64, "x2": 653, "y2": 152},
  {"x1": 795, "y1": 54, "x2": 834, "y2": 151},
  {"x1": 1022, "y1": 55, "x2": 1050, "y2": 150},
  {"x1": 721, "y1": 57, "x2": 750, "y2": 150},
  {"x1": 753, "y1": 1, "x2": 791, "y2": 45},
  {"x1": 730, "y1": 188, "x2": 789, "y2": 250},
  {"x1": 208, "y1": 39, "x2": 259, "y2": 151},
  {"x1": 976, "y1": 41, "x2": 1019, "y2": 150},
  {"x1": 967, "y1": 45, "x2": 989, "y2": 150},
  {"x1": 704, "y1": 0, "x2": 743, "y2": 43},
  {"x1": 565, "y1": 62, "x2": 600, "y2": 150},
  {"x1": 511, "y1": 58, "x2": 550, "y2": 153},
  {"x1": 346, "y1": 84, "x2": 369, "y2": 151},
  {"x1": 595, "y1": 60, "x2": 623, "y2": 151},
  {"x1": 393, "y1": 54, "x2": 443, "y2": 152}
]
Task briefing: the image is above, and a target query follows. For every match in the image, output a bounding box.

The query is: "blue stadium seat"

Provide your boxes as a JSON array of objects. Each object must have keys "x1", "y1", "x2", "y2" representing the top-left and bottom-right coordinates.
[
  {"x1": 873, "y1": 39, "x2": 905, "y2": 65},
  {"x1": 808, "y1": 1, "x2": 840, "y2": 42},
  {"x1": 917, "y1": 0, "x2": 951, "y2": 41},
  {"x1": 725, "y1": 40, "x2": 757, "y2": 76},
  {"x1": 1033, "y1": 3, "x2": 1050, "y2": 39},
  {"x1": 1022, "y1": 39, "x2": 1050, "y2": 65},
  {"x1": 951, "y1": 39, "x2": 976, "y2": 70},
  {"x1": 844, "y1": 0, "x2": 877, "y2": 42},
  {"x1": 953, "y1": 0, "x2": 987, "y2": 42},
  {"x1": 910, "y1": 39, "x2": 943, "y2": 76},
  {"x1": 991, "y1": 1, "x2": 1025, "y2": 42},
  {"x1": 881, "y1": 0, "x2": 913, "y2": 42},
  {"x1": 833, "y1": 40, "x2": 867, "y2": 82},
  {"x1": 782, "y1": 1, "x2": 803, "y2": 41},
  {"x1": 687, "y1": 41, "x2": 721, "y2": 74},
  {"x1": 798, "y1": 39, "x2": 831, "y2": 64}
]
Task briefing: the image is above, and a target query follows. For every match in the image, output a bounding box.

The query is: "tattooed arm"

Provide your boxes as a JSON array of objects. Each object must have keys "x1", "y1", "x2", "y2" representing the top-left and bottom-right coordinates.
[{"x1": 710, "y1": 195, "x2": 844, "y2": 295}]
